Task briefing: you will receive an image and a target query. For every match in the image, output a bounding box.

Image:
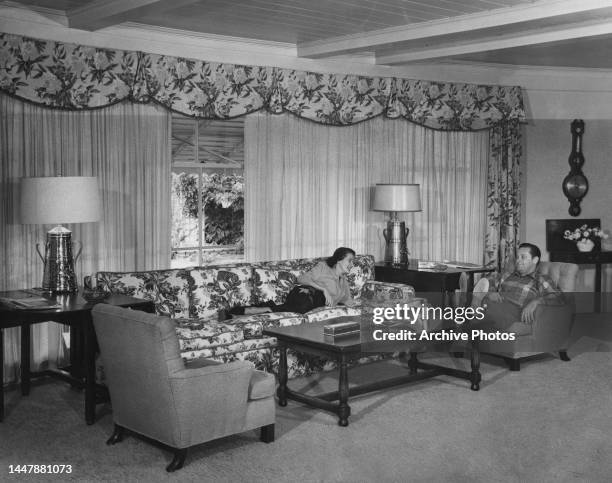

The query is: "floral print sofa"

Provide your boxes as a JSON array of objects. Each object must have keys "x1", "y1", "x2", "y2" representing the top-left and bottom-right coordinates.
[{"x1": 93, "y1": 255, "x2": 415, "y2": 379}]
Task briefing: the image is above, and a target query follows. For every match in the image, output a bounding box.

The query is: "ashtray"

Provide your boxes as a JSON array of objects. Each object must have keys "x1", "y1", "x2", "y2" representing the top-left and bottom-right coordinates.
[{"x1": 82, "y1": 290, "x2": 109, "y2": 303}]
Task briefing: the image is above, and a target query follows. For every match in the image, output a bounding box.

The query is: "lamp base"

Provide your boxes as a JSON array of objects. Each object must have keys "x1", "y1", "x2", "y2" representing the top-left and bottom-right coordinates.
[
  {"x1": 382, "y1": 220, "x2": 409, "y2": 265},
  {"x1": 36, "y1": 226, "x2": 78, "y2": 294}
]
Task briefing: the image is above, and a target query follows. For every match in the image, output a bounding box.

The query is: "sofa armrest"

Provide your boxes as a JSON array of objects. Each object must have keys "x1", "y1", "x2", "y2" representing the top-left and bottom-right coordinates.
[
  {"x1": 169, "y1": 360, "x2": 254, "y2": 447},
  {"x1": 359, "y1": 280, "x2": 415, "y2": 305}
]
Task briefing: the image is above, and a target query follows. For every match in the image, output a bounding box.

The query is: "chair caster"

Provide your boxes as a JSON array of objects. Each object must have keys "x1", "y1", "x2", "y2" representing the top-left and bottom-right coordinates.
[{"x1": 470, "y1": 383, "x2": 480, "y2": 391}]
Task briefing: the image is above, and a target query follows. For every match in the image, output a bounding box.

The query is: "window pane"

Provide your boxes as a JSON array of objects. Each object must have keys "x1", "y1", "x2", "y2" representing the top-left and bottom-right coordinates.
[
  {"x1": 172, "y1": 117, "x2": 196, "y2": 163},
  {"x1": 171, "y1": 172, "x2": 200, "y2": 249},
  {"x1": 201, "y1": 173, "x2": 244, "y2": 251},
  {"x1": 171, "y1": 249, "x2": 199, "y2": 268}
]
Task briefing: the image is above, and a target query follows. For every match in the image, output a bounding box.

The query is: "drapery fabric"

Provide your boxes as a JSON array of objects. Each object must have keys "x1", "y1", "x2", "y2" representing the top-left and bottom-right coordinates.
[
  {"x1": 0, "y1": 33, "x2": 525, "y2": 129},
  {"x1": 245, "y1": 112, "x2": 489, "y2": 263},
  {"x1": 485, "y1": 120, "x2": 522, "y2": 270},
  {"x1": 0, "y1": 94, "x2": 171, "y2": 384}
]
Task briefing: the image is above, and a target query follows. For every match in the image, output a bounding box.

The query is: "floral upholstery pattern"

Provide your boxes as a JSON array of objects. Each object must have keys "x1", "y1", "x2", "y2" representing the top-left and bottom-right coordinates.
[
  {"x1": 189, "y1": 265, "x2": 253, "y2": 319},
  {"x1": 96, "y1": 269, "x2": 191, "y2": 318},
  {"x1": 361, "y1": 280, "x2": 415, "y2": 305},
  {"x1": 251, "y1": 267, "x2": 304, "y2": 305},
  {"x1": 305, "y1": 306, "x2": 362, "y2": 323},
  {"x1": 252, "y1": 254, "x2": 374, "y2": 304},
  {"x1": 1, "y1": 34, "x2": 525, "y2": 130},
  {"x1": 95, "y1": 253, "x2": 417, "y2": 380},
  {"x1": 228, "y1": 312, "x2": 304, "y2": 338},
  {"x1": 174, "y1": 317, "x2": 246, "y2": 352}
]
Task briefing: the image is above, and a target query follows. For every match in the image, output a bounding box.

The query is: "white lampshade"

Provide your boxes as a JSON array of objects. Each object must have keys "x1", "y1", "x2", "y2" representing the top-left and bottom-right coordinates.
[
  {"x1": 372, "y1": 184, "x2": 422, "y2": 212},
  {"x1": 20, "y1": 176, "x2": 102, "y2": 225}
]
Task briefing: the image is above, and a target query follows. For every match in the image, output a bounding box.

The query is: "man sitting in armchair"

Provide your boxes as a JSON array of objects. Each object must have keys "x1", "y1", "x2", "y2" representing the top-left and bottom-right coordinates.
[{"x1": 472, "y1": 242, "x2": 566, "y2": 335}]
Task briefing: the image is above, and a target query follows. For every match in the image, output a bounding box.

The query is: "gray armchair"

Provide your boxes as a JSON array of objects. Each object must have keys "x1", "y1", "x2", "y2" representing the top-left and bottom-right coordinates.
[
  {"x1": 92, "y1": 304, "x2": 276, "y2": 472},
  {"x1": 477, "y1": 261, "x2": 579, "y2": 371}
]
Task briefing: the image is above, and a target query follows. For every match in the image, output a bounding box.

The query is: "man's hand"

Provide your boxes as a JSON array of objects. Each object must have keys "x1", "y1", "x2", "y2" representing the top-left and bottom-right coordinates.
[
  {"x1": 521, "y1": 299, "x2": 540, "y2": 324},
  {"x1": 487, "y1": 292, "x2": 503, "y2": 303}
]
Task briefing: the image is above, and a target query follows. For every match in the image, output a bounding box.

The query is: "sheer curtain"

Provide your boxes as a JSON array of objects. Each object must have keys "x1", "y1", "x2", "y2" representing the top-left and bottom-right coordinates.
[
  {"x1": 1, "y1": 94, "x2": 171, "y2": 384},
  {"x1": 245, "y1": 112, "x2": 489, "y2": 263}
]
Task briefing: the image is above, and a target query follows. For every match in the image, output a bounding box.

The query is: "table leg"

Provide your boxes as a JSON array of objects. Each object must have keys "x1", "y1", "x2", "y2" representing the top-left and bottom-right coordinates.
[
  {"x1": 470, "y1": 339, "x2": 481, "y2": 391},
  {"x1": 277, "y1": 343, "x2": 288, "y2": 407},
  {"x1": 595, "y1": 263, "x2": 602, "y2": 313},
  {"x1": 408, "y1": 351, "x2": 418, "y2": 375},
  {"x1": 84, "y1": 316, "x2": 96, "y2": 425},
  {"x1": 21, "y1": 324, "x2": 30, "y2": 396},
  {"x1": 337, "y1": 354, "x2": 351, "y2": 427},
  {"x1": 1, "y1": 328, "x2": 4, "y2": 422}
]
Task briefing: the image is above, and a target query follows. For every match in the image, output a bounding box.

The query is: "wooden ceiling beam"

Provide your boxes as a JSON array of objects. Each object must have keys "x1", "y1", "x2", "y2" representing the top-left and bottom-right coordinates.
[
  {"x1": 67, "y1": 0, "x2": 199, "y2": 31},
  {"x1": 376, "y1": 17, "x2": 612, "y2": 64},
  {"x1": 297, "y1": 0, "x2": 612, "y2": 58}
]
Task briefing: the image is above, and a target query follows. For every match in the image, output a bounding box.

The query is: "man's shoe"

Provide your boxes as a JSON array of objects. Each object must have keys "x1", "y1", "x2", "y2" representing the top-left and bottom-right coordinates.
[{"x1": 471, "y1": 277, "x2": 490, "y2": 308}]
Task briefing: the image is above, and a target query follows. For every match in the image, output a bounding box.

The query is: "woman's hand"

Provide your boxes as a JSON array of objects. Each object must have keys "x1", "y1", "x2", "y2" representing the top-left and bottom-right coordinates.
[
  {"x1": 323, "y1": 290, "x2": 334, "y2": 306},
  {"x1": 343, "y1": 298, "x2": 358, "y2": 307}
]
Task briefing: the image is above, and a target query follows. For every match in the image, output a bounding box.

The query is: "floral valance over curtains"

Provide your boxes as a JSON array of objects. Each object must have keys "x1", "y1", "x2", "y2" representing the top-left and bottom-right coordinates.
[{"x1": 0, "y1": 33, "x2": 525, "y2": 130}]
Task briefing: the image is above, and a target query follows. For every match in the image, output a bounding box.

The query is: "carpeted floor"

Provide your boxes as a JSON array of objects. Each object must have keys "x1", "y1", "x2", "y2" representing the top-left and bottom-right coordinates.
[{"x1": 1, "y1": 314, "x2": 611, "y2": 483}]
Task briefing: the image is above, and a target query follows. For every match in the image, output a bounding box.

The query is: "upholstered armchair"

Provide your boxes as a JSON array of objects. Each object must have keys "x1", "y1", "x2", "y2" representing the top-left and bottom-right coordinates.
[
  {"x1": 91, "y1": 304, "x2": 276, "y2": 472},
  {"x1": 477, "y1": 261, "x2": 579, "y2": 371}
]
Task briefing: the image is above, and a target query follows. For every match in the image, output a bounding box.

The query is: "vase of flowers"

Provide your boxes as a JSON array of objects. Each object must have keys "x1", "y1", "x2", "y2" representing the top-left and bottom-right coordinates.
[{"x1": 564, "y1": 224, "x2": 607, "y2": 252}]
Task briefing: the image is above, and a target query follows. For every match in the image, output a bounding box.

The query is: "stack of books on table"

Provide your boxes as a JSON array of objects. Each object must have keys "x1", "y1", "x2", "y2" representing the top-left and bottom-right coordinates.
[{"x1": 323, "y1": 320, "x2": 361, "y2": 338}]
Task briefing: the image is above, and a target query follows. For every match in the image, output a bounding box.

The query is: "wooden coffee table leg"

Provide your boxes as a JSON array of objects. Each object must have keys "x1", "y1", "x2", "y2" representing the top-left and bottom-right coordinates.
[
  {"x1": 408, "y1": 351, "x2": 418, "y2": 375},
  {"x1": 470, "y1": 340, "x2": 481, "y2": 391},
  {"x1": 337, "y1": 354, "x2": 351, "y2": 427},
  {"x1": 277, "y1": 343, "x2": 288, "y2": 407}
]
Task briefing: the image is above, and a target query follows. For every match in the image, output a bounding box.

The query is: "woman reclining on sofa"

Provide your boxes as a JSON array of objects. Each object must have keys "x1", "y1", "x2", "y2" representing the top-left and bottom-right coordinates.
[{"x1": 229, "y1": 247, "x2": 358, "y2": 316}]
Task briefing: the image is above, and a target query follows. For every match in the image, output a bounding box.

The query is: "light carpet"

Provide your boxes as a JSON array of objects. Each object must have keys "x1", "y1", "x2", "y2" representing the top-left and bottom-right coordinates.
[{"x1": 1, "y1": 318, "x2": 611, "y2": 483}]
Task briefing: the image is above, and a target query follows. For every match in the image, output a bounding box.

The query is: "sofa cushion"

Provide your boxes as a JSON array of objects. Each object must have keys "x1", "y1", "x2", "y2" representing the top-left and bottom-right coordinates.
[
  {"x1": 229, "y1": 312, "x2": 304, "y2": 338},
  {"x1": 305, "y1": 306, "x2": 362, "y2": 323},
  {"x1": 180, "y1": 336, "x2": 277, "y2": 363},
  {"x1": 189, "y1": 265, "x2": 254, "y2": 320},
  {"x1": 174, "y1": 318, "x2": 245, "y2": 352},
  {"x1": 96, "y1": 269, "x2": 191, "y2": 318},
  {"x1": 248, "y1": 370, "x2": 276, "y2": 400},
  {"x1": 251, "y1": 267, "x2": 303, "y2": 305}
]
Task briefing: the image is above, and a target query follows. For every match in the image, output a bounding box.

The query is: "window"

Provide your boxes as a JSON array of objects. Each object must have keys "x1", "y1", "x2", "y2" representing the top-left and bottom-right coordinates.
[{"x1": 171, "y1": 115, "x2": 244, "y2": 268}]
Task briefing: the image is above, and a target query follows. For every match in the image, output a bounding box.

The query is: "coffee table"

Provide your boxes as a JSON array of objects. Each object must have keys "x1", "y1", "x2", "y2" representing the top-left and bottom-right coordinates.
[{"x1": 263, "y1": 316, "x2": 481, "y2": 426}]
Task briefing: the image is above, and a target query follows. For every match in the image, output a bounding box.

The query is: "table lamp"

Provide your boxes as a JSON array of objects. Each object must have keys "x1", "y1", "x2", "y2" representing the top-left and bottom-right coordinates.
[
  {"x1": 20, "y1": 176, "x2": 102, "y2": 293},
  {"x1": 372, "y1": 184, "x2": 422, "y2": 265}
]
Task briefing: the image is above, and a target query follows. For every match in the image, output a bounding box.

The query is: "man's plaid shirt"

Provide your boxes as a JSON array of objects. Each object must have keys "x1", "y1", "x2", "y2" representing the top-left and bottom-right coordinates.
[{"x1": 496, "y1": 269, "x2": 565, "y2": 308}]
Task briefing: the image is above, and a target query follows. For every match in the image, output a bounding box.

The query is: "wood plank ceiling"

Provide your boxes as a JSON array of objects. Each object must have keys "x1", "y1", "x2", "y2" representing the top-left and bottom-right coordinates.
[{"x1": 9, "y1": 0, "x2": 612, "y2": 68}]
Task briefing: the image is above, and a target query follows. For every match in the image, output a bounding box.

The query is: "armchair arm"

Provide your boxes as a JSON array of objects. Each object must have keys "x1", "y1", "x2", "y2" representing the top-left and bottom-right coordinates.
[
  {"x1": 531, "y1": 303, "x2": 574, "y2": 351},
  {"x1": 168, "y1": 360, "x2": 254, "y2": 447}
]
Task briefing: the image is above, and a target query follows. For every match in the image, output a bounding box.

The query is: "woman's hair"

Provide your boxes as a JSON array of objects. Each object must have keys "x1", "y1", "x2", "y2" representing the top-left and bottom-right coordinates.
[{"x1": 326, "y1": 247, "x2": 356, "y2": 267}]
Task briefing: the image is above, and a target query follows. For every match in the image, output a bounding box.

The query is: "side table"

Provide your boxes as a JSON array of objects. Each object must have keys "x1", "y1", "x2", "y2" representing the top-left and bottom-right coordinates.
[
  {"x1": 374, "y1": 261, "x2": 493, "y2": 307},
  {"x1": 0, "y1": 290, "x2": 154, "y2": 424}
]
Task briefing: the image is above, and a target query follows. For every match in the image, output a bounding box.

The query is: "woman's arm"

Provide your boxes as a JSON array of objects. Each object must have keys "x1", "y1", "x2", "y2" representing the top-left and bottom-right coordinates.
[{"x1": 297, "y1": 264, "x2": 333, "y2": 306}]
